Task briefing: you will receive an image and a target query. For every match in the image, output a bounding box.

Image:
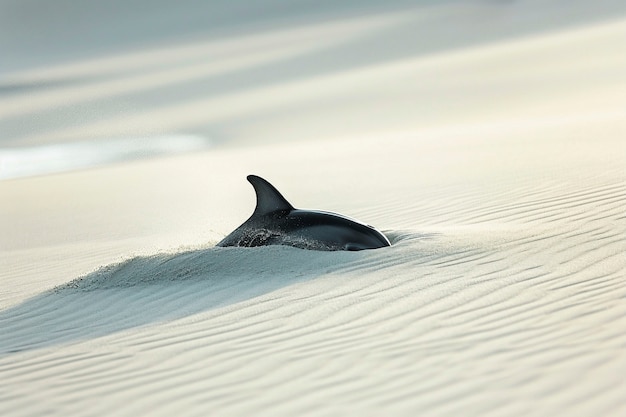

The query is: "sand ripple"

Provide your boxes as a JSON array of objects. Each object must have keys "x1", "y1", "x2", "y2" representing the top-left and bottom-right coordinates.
[{"x1": 1, "y1": 172, "x2": 624, "y2": 417}]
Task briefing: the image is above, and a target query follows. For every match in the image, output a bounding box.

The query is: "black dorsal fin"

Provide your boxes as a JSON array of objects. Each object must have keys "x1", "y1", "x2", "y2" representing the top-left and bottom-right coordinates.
[{"x1": 247, "y1": 175, "x2": 294, "y2": 216}]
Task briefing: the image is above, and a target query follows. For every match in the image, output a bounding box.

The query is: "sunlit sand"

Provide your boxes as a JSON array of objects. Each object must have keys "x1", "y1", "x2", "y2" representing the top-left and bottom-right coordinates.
[{"x1": 1, "y1": 2, "x2": 625, "y2": 416}]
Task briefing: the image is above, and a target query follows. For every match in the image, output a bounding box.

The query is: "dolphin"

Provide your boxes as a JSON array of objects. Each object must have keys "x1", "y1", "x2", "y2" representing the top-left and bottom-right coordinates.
[{"x1": 217, "y1": 175, "x2": 391, "y2": 251}]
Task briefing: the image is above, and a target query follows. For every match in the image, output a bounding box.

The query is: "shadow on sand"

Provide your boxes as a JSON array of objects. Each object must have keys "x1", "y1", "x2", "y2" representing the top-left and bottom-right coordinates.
[{"x1": 0, "y1": 231, "x2": 436, "y2": 355}]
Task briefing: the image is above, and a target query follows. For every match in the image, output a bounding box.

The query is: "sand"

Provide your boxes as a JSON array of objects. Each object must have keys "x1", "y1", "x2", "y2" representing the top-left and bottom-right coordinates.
[{"x1": 1, "y1": 1, "x2": 625, "y2": 416}]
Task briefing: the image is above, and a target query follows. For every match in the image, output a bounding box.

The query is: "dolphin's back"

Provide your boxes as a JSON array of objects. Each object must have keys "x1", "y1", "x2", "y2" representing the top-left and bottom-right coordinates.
[{"x1": 276, "y1": 209, "x2": 389, "y2": 250}]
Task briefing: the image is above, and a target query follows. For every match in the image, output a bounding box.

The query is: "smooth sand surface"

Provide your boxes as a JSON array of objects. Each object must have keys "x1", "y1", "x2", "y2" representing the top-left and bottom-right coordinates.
[{"x1": 1, "y1": 2, "x2": 625, "y2": 416}]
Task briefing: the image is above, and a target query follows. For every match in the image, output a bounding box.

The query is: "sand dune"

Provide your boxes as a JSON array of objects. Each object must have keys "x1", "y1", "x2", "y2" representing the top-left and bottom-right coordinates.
[
  {"x1": 2, "y1": 2, "x2": 626, "y2": 149},
  {"x1": 1, "y1": 1, "x2": 626, "y2": 416},
  {"x1": 1, "y1": 128, "x2": 624, "y2": 416}
]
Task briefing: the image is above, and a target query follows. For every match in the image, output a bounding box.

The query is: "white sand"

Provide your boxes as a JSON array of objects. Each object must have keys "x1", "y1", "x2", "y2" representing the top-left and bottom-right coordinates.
[{"x1": 1, "y1": 2, "x2": 625, "y2": 416}]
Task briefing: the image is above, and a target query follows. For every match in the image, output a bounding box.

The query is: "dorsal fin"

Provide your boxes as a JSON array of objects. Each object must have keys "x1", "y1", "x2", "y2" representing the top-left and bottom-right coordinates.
[{"x1": 247, "y1": 175, "x2": 294, "y2": 216}]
